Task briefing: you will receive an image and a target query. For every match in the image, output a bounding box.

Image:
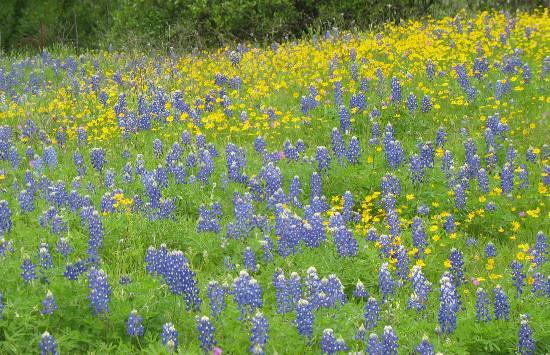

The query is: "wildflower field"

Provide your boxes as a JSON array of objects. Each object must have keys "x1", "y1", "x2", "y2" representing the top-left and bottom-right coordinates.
[{"x1": 1, "y1": 9, "x2": 550, "y2": 355}]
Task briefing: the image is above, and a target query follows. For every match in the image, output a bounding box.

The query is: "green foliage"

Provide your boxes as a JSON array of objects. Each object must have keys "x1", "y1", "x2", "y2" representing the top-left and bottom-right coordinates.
[
  {"x1": 10, "y1": 0, "x2": 64, "y2": 49},
  {"x1": 2, "y1": 0, "x2": 547, "y2": 51},
  {"x1": 0, "y1": 0, "x2": 19, "y2": 49}
]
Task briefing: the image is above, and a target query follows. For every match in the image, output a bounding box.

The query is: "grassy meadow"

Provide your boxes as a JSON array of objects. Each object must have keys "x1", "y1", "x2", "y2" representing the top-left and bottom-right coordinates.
[{"x1": 0, "y1": 9, "x2": 549, "y2": 354}]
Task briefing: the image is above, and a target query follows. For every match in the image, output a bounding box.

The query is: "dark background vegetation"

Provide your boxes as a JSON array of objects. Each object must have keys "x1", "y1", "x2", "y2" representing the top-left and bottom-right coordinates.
[{"x1": 0, "y1": 0, "x2": 547, "y2": 52}]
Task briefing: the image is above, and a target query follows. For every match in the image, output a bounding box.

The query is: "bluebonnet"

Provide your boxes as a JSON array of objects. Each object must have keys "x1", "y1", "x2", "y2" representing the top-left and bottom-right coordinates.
[
  {"x1": 517, "y1": 314, "x2": 535, "y2": 355},
  {"x1": 438, "y1": 273, "x2": 460, "y2": 334},
  {"x1": 420, "y1": 142, "x2": 435, "y2": 168},
  {"x1": 386, "y1": 210, "x2": 401, "y2": 238},
  {"x1": 155, "y1": 165, "x2": 168, "y2": 188},
  {"x1": 355, "y1": 324, "x2": 366, "y2": 341},
  {"x1": 511, "y1": 260, "x2": 526, "y2": 297},
  {"x1": 18, "y1": 189, "x2": 34, "y2": 213},
  {"x1": 449, "y1": 248, "x2": 465, "y2": 285},
  {"x1": 310, "y1": 171, "x2": 324, "y2": 202},
  {"x1": 381, "y1": 173, "x2": 401, "y2": 196},
  {"x1": 274, "y1": 206, "x2": 303, "y2": 257},
  {"x1": 395, "y1": 245, "x2": 410, "y2": 281},
  {"x1": 435, "y1": 127, "x2": 446, "y2": 147},
  {"x1": 119, "y1": 275, "x2": 132, "y2": 285},
  {"x1": 243, "y1": 247, "x2": 258, "y2": 272},
  {"x1": 338, "y1": 105, "x2": 351, "y2": 132},
  {"x1": 406, "y1": 93, "x2": 418, "y2": 112},
  {"x1": 493, "y1": 285, "x2": 509, "y2": 320},
  {"x1": 197, "y1": 149, "x2": 214, "y2": 183},
  {"x1": 104, "y1": 168, "x2": 116, "y2": 188},
  {"x1": 196, "y1": 315, "x2": 216, "y2": 353},
  {"x1": 319, "y1": 274, "x2": 347, "y2": 308},
  {"x1": 161, "y1": 322, "x2": 179, "y2": 352},
  {"x1": 39, "y1": 331, "x2": 58, "y2": 355},
  {"x1": 444, "y1": 214, "x2": 455, "y2": 234},
  {"x1": 349, "y1": 92, "x2": 366, "y2": 112},
  {"x1": 207, "y1": 280, "x2": 227, "y2": 318},
  {"x1": 347, "y1": 136, "x2": 361, "y2": 164},
  {"x1": 473, "y1": 56, "x2": 489, "y2": 79},
  {"x1": 333, "y1": 225, "x2": 358, "y2": 257},
  {"x1": 232, "y1": 270, "x2": 263, "y2": 319},
  {"x1": 364, "y1": 297, "x2": 380, "y2": 330},
  {"x1": 0, "y1": 291, "x2": 3, "y2": 319},
  {"x1": 366, "y1": 227, "x2": 378, "y2": 242},
  {"x1": 260, "y1": 163, "x2": 283, "y2": 197},
  {"x1": 197, "y1": 203, "x2": 222, "y2": 234},
  {"x1": 43, "y1": 146, "x2": 58, "y2": 169},
  {"x1": 64, "y1": 260, "x2": 87, "y2": 280},
  {"x1": 421, "y1": 95, "x2": 432, "y2": 112},
  {"x1": 21, "y1": 258, "x2": 38, "y2": 283},
  {"x1": 410, "y1": 154, "x2": 425, "y2": 184},
  {"x1": 454, "y1": 184, "x2": 466, "y2": 209},
  {"x1": 153, "y1": 138, "x2": 163, "y2": 159},
  {"x1": 518, "y1": 164, "x2": 529, "y2": 189},
  {"x1": 261, "y1": 235, "x2": 274, "y2": 262},
  {"x1": 531, "y1": 231, "x2": 548, "y2": 268},
  {"x1": 390, "y1": 77, "x2": 401, "y2": 103},
  {"x1": 486, "y1": 147, "x2": 498, "y2": 171},
  {"x1": 408, "y1": 266, "x2": 432, "y2": 312},
  {"x1": 254, "y1": 136, "x2": 266, "y2": 154},
  {"x1": 32, "y1": 154, "x2": 44, "y2": 174},
  {"x1": 135, "y1": 154, "x2": 146, "y2": 175},
  {"x1": 381, "y1": 326, "x2": 399, "y2": 355},
  {"x1": 90, "y1": 147, "x2": 106, "y2": 172},
  {"x1": 42, "y1": 290, "x2": 57, "y2": 315},
  {"x1": 415, "y1": 336, "x2": 435, "y2": 355},
  {"x1": 274, "y1": 271, "x2": 292, "y2": 314},
  {"x1": 88, "y1": 268, "x2": 112, "y2": 315},
  {"x1": 378, "y1": 234, "x2": 393, "y2": 258},
  {"x1": 316, "y1": 146, "x2": 331, "y2": 172},
  {"x1": 287, "y1": 272, "x2": 303, "y2": 309},
  {"x1": 76, "y1": 127, "x2": 87, "y2": 146},
  {"x1": 411, "y1": 217, "x2": 428, "y2": 256},
  {"x1": 478, "y1": 168, "x2": 489, "y2": 193},
  {"x1": 426, "y1": 59, "x2": 435, "y2": 80},
  {"x1": 0, "y1": 200, "x2": 12, "y2": 235},
  {"x1": 500, "y1": 162, "x2": 514, "y2": 195},
  {"x1": 289, "y1": 176, "x2": 303, "y2": 208},
  {"x1": 369, "y1": 121, "x2": 380, "y2": 145},
  {"x1": 341, "y1": 191, "x2": 356, "y2": 222},
  {"x1": 485, "y1": 243, "x2": 496, "y2": 258},
  {"x1": 475, "y1": 288, "x2": 491, "y2": 322},
  {"x1": 485, "y1": 127, "x2": 496, "y2": 148},
  {"x1": 384, "y1": 139, "x2": 404, "y2": 169},
  {"x1": 334, "y1": 81, "x2": 343, "y2": 106},
  {"x1": 226, "y1": 143, "x2": 248, "y2": 183},
  {"x1": 331, "y1": 128, "x2": 346, "y2": 161},
  {"x1": 283, "y1": 140, "x2": 299, "y2": 161},
  {"x1": 226, "y1": 192, "x2": 256, "y2": 240},
  {"x1": 145, "y1": 246, "x2": 201, "y2": 311},
  {"x1": 321, "y1": 329, "x2": 348, "y2": 354},
  {"x1": 367, "y1": 333, "x2": 382, "y2": 354},
  {"x1": 73, "y1": 151, "x2": 86, "y2": 176},
  {"x1": 250, "y1": 312, "x2": 269, "y2": 354},
  {"x1": 295, "y1": 299, "x2": 314, "y2": 340},
  {"x1": 441, "y1": 150, "x2": 454, "y2": 176},
  {"x1": 172, "y1": 163, "x2": 186, "y2": 184},
  {"x1": 353, "y1": 280, "x2": 369, "y2": 299},
  {"x1": 417, "y1": 204, "x2": 430, "y2": 216},
  {"x1": 87, "y1": 210, "x2": 104, "y2": 263},
  {"x1": 127, "y1": 310, "x2": 144, "y2": 337},
  {"x1": 531, "y1": 272, "x2": 546, "y2": 297}
]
